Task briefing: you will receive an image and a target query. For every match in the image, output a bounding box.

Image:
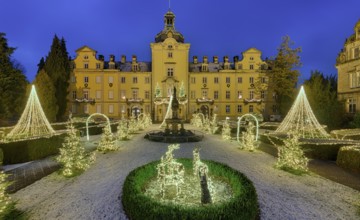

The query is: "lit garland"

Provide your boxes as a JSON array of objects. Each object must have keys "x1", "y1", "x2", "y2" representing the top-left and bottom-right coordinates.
[
  {"x1": 236, "y1": 114, "x2": 259, "y2": 143},
  {"x1": 116, "y1": 119, "x2": 132, "y2": 141},
  {"x1": 275, "y1": 86, "x2": 330, "y2": 138},
  {"x1": 239, "y1": 122, "x2": 259, "y2": 152},
  {"x1": 128, "y1": 112, "x2": 139, "y2": 134},
  {"x1": 202, "y1": 114, "x2": 219, "y2": 134},
  {"x1": 97, "y1": 125, "x2": 119, "y2": 152},
  {"x1": 0, "y1": 171, "x2": 12, "y2": 218},
  {"x1": 222, "y1": 117, "x2": 231, "y2": 141},
  {"x1": 159, "y1": 95, "x2": 173, "y2": 128},
  {"x1": 6, "y1": 85, "x2": 55, "y2": 141},
  {"x1": 86, "y1": 113, "x2": 111, "y2": 141},
  {"x1": 56, "y1": 119, "x2": 95, "y2": 177}
]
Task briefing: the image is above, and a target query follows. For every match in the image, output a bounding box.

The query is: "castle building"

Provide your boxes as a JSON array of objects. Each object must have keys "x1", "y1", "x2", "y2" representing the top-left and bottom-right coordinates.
[
  {"x1": 69, "y1": 10, "x2": 274, "y2": 122},
  {"x1": 337, "y1": 20, "x2": 360, "y2": 114}
]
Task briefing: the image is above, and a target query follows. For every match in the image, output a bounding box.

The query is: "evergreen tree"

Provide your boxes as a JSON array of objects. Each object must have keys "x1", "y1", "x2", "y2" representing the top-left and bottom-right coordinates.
[
  {"x1": 98, "y1": 125, "x2": 118, "y2": 152},
  {"x1": 37, "y1": 57, "x2": 45, "y2": 74},
  {"x1": 117, "y1": 119, "x2": 131, "y2": 140},
  {"x1": 240, "y1": 122, "x2": 258, "y2": 151},
  {"x1": 34, "y1": 69, "x2": 58, "y2": 122},
  {"x1": 57, "y1": 119, "x2": 95, "y2": 177},
  {"x1": 0, "y1": 33, "x2": 28, "y2": 124},
  {"x1": 304, "y1": 71, "x2": 345, "y2": 130},
  {"x1": 44, "y1": 35, "x2": 70, "y2": 121},
  {"x1": 267, "y1": 36, "x2": 301, "y2": 115}
]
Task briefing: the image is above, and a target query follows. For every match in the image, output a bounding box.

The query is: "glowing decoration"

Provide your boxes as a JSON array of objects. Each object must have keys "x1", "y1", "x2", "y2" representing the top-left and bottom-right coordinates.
[
  {"x1": 237, "y1": 114, "x2": 259, "y2": 145},
  {"x1": 97, "y1": 125, "x2": 119, "y2": 152},
  {"x1": 240, "y1": 122, "x2": 258, "y2": 151},
  {"x1": 156, "y1": 144, "x2": 185, "y2": 198},
  {"x1": 191, "y1": 113, "x2": 204, "y2": 128},
  {"x1": 116, "y1": 119, "x2": 132, "y2": 141},
  {"x1": 179, "y1": 81, "x2": 186, "y2": 98},
  {"x1": 222, "y1": 117, "x2": 231, "y2": 141},
  {"x1": 0, "y1": 170, "x2": 12, "y2": 218},
  {"x1": 275, "y1": 86, "x2": 330, "y2": 138},
  {"x1": 272, "y1": 133, "x2": 309, "y2": 172},
  {"x1": 155, "y1": 82, "x2": 162, "y2": 98},
  {"x1": 159, "y1": 95, "x2": 173, "y2": 128},
  {"x1": 6, "y1": 85, "x2": 55, "y2": 141},
  {"x1": 202, "y1": 114, "x2": 219, "y2": 134},
  {"x1": 86, "y1": 113, "x2": 111, "y2": 141},
  {"x1": 57, "y1": 119, "x2": 95, "y2": 177},
  {"x1": 128, "y1": 112, "x2": 139, "y2": 134}
]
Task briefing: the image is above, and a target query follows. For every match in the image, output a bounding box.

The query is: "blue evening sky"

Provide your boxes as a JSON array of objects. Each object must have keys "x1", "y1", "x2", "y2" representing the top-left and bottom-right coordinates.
[{"x1": 1, "y1": 0, "x2": 359, "y2": 83}]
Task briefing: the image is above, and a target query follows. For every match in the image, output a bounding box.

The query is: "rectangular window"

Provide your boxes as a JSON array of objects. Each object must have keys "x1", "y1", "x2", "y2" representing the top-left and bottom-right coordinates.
[
  {"x1": 261, "y1": 77, "x2": 266, "y2": 83},
  {"x1": 349, "y1": 98, "x2": 357, "y2": 113},
  {"x1": 249, "y1": 77, "x2": 254, "y2": 84},
  {"x1": 237, "y1": 105, "x2": 242, "y2": 113},
  {"x1": 132, "y1": 90, "x2": 138, "y2": 99},
  {"x1": 202, "y1": 90, "x2": 207, "y2": 98},
  {"x1": 191, "y1": 77, "x2": 196, "y2": 84},
  {"x1": 145, "y1": 105, "x2": 150, "y2": 113},
  {"x1": 96, "y1": 90, "x2": 102, "y2": 99},
  {"x1": 84, "y1": 105, "x2": 89, "y2": 114},
  {"x1": 250, "y1": 64, "x2": 254, "y2": 70},
  {"x1": 226, "y1": 91, "x2": 230, "y2": 99},
  {"x1": 249, "y1": 91, "x2": 254, "y2": 99},
  {"x1": 108, "y1": 90, "x2": 114, "y2": 99},
  {"x1": 96, "y1": 76, "x2": 101, "y2": 83},
  {"x1": 109, "y1": 104, "x2": 114, "y2": 114},
  {"x1": 167, "y1": 68, "x2": 174, "y2": 77},
  {"x1": 108, "y1": 76, "x2": 114, "y2": 84},
  {"x1": 133, "y1": 77, "x2": 138, "y2": 84},
  {"x1": 71, "y1": 104, "x2": 77, "y2": 114},
  {"x1": 249, "y1": 105, "x2": 254, "y2": 112},
  {"x1": 120, "y1": 90, "x2": 126, "y2": 99},
  {"x1": 121, "y1": 77, "x2": 126, "y2": 83},
  {"x1": 72, "y1": 91, "x2": 77, "y2": 99},
  {"x1": 261, "y1": 91, "x2": 265, "y2": 99},
  {"x1": 238, "y1": 91, "x2": 242, "y2": 99},
  {"x1": 84, "y1": 63, "x2": 89, "y2": 69},
  {"x1": 238, "y1": 77, "x2": 242, "y2": 83},
  {"x1": 145, "y1": 77, "x2": 150, "y2": 84},
  {"x1": 202, "y1": 77, "x2": 207, "y2": 84},
  {"x1": 191, "y1": 91, "x2": 196, "y2": 99},
  {"x1": 96, "y1": 105, "x2": 102, "y2": 113},
  {"x1": 214, "y1": 91, "x2": 219, "y2": 99},
  {"x1": 83, "y1": 90, "x2": 89, "y2": 99},
  {"x1": 226, "y1": 105, "x2": 230, "y2": 113},
  {"x1": 226, "y1": 77, "x2": 230, "y2": 84},
  {"x1": 96, "y1": 63, "x2": 100, "y2": 69},
  {"x1": 214, "y1": 77, "x2": 219, "y2": 84},
  {"x1": 84, "y1": 76, "x2": 89, "y2": 83},
  {"x1": 145, "y1": 91, "x2": 150, "y2": 99},
  {"x1": 168, "y1": 52, "x2": 173, "y2": 58}
]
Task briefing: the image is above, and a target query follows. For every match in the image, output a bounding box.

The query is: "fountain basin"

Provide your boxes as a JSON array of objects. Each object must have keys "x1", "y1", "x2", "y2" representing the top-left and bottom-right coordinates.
[
  {"x1": 122, "y1": 158, "x2": 259, "y2": 220},
  {"x1": 144, "y1": 130, "x2": 204, "y2": 143}
]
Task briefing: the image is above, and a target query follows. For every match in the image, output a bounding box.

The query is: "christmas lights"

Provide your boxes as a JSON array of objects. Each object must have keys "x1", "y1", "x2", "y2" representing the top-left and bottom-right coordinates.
[
  {"x1": 86, "y1": 113, "x2": 111, "y2": 141},
  {"x1": 159, "y1": 95, "x2": 173, "y2": 128},
  {"x1": 116, "y1": 119, "x2": 132, "y2": 141},
  {"x1": 128, "y1": 112, "x2": 139, "y2": 134},
  {"x1": 275, "y1": 86, "x2": 330, "y2": 138},
  {"x1": 222, "y1": 117, "x2": 231, "y2": 141},
  {"x1": 239, "y1": 122, "x2": 259, "y2": 152},
  {"x1": 97, "y1": 125, "x2": 119, "y2": 152},
  {"x1": 6, "y1": 85, "x2": 55, "y2": 141}
]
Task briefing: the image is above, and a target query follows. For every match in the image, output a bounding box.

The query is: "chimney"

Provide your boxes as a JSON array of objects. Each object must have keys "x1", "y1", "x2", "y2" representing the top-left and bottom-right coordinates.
[
  {"x1": 224, "y1": 56, "x2": 229, "y2": 63},
  {"x1": 213, "y1": 56, "x2": 218, "y2": 64},
  {"x1": 233, "y1": 56, "x2": 239, "y2": 63},
  {"x1": 203, "y1": 56, "x2": 208, "y2": 64},
  {"x1": 121, "y1": 55, "x2": 126, "y2": 64},
  {"x1": 110, "y1": 54, "x2": 115, "y2": 62},
  {"x1": 193, "y1": 56, "x2": 198, "y2": 64},
  {"x1": 98, "y1": 55, "x2": 104, "y2": 61},
  {"x1": 132, "y1": 55, "x2": 137, "y2": 63}
]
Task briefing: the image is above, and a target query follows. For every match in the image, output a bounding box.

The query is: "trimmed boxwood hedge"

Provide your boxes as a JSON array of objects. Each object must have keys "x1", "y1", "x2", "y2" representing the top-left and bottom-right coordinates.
[
  {"x1": 336, "y1": 146, "x2": 360, "y2": 173},
  {"x1": 0, "y1": 134, "x2": 66, "y2": 165},
  {"x1": 122, "y1": 158, "x2": 259, "y2": 220}
]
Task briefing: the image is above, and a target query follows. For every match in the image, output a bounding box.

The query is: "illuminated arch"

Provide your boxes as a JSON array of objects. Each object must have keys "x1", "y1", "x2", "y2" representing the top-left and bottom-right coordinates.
[
  {"x1": 236, "y1": 114, "x2": 259, "y2": 143},
  {"x1": 86, "y1": 113, "x2": 111, "y2": 141}
]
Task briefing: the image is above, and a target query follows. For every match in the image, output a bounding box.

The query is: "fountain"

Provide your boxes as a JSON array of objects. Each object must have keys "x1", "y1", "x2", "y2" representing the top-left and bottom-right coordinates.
[{"x1": 145, "y1": 87, "x2": 203, "y2": 142}]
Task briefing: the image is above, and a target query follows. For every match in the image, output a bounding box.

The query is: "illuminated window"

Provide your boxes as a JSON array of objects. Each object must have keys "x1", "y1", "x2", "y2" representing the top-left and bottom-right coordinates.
[{"x1": 238, "y1": 91, "x2": 242, "y2": 99}]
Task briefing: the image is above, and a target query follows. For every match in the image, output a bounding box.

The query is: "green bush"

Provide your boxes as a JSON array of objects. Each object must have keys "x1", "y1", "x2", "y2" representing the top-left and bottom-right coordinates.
[
  {"x1": 0, "y1": 134, "x2": 66, "y2": 164},
  {"x1": 122, "y1": 158, "x2": 259, "y2": 220},
  {"x1": 336, "y1": 146, "x2": 360, "y2": 172}
]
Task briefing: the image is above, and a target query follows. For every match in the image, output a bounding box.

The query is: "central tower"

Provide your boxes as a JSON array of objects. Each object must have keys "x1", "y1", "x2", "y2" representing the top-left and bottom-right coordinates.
[{"x1": 151, "y1": 9, "x2": 190, "y2": 122}]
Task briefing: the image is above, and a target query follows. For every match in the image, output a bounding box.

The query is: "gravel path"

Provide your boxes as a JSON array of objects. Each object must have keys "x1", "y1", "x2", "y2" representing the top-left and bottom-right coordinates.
[{"x1": 12, "y1": 125, "x2": 360, "y2": 219}]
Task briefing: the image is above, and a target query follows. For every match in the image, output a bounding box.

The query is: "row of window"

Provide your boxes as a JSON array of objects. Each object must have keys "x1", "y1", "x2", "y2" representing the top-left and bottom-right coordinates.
[
  {"x1": 72, "y1": 90, "x2": 151, "y2": 100},
  {"x1": 80, "y1": 76, "x2": 151, "y2": 84},
  {"x1": 76, "y1": 104, "x2": 151, "y2": 115},
  {"x1": 191, "y1": 76, "x2": 267, "y2": 84},
  {"x1": 190, "y1": 90, "x2": 266, "y2": 100}
]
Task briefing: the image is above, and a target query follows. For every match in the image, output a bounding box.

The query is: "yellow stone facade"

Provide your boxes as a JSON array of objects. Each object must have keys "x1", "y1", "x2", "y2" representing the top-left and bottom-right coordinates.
[
  {"x1": 68, "y1": 10, "x2": 275, "y2": 122},
  {"x1": 337, "y1": 19, "x2": 360, "y2": 114}
]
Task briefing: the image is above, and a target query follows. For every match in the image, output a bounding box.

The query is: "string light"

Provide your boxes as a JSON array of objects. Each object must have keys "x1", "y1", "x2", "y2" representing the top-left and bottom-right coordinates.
[
  {"x1": 6, "y1": 85, "x2": 55, "y2": 141},
  {"x1": 275, "y1": 86, "x2": 330, "y2": 138}
]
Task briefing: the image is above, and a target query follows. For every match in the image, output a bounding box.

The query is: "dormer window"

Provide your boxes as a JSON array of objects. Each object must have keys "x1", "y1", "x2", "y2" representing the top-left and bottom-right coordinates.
[
  {"x1": 168, "y1": 45, "x2": 173, "y2": 49},
  {"x1": 132, "y1": 64, "x2": 139, "y2": 72},
  {"x1": 250, "y1": 57, "x2": 254, "y2": 60},
  {"x1": 84, "y1": 55, "x2": 89, "y2": 59},
  {"x1": 201, "y1": 64, "x2": 208, "y2": 72}
]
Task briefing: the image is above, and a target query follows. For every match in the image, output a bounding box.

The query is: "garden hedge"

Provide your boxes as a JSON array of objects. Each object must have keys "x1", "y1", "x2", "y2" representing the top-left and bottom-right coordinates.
[
  {"x1": 336, "y1": 146, "x2": 360, "y2": 173},
  {"x1": 122, "y1": 158, "x2": 259, "y2": 220},
  {"x1": 0, "y1": 134, "x2": 66, "y2": 165}
]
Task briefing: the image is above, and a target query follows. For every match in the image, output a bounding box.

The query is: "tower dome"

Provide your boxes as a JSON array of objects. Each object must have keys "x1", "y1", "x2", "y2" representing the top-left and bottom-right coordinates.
[{"x1": 155, "y1": 10, "x2": 184, "y2": 43}]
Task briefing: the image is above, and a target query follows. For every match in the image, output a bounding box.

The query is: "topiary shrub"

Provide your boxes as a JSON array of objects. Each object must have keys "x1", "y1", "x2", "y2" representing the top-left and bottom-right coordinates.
[
  {"x1": 336, "y1": 146, "x2": 360, "y2": 173},
  {"x1": 122, "y1": 158, "x2": 259, "y2": 220}
]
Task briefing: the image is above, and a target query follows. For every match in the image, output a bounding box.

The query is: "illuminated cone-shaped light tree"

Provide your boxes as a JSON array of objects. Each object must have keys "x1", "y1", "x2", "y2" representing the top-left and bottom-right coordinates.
[
  {"x1": 57, "y1": 120, "x2": 95, "y2": 177},
  {"x1": 275, "y1": 86, "x2": 330, "y2": 138},
  {"x1": 128, "y1": 112, "x2": 139, "y2": 134},
  {"x1": 6, "y1": 85, "x2": 55, "y2": 141},
  {"x1": 98, "y1": 125, "x2": 119, "y2": 152},
  {"x1": 276, "y1": 133, "x2": 308, "y2": 172}
]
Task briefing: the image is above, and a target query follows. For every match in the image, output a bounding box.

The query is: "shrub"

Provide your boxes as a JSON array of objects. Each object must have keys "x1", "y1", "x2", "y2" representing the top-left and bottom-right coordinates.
[
  {"x1": 0, "y1": 134, "x2": 66, "y2": 164},
  {"x1": 336, "y1": 146, "x2": 360, "y2": 173},
  {"x1": 122, "y1": 158, "x2": 259, "y2": 220}
]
